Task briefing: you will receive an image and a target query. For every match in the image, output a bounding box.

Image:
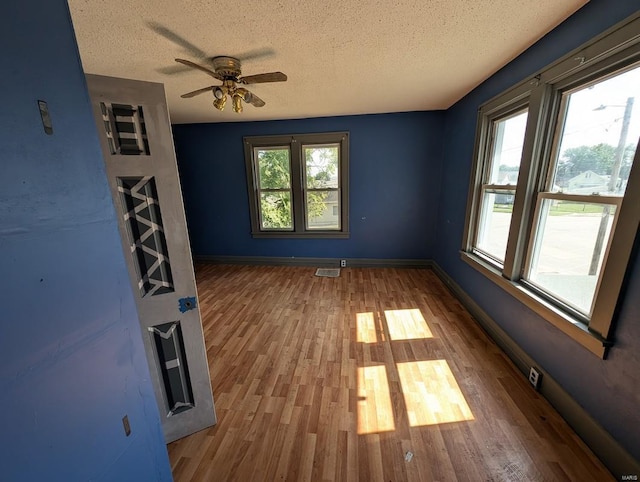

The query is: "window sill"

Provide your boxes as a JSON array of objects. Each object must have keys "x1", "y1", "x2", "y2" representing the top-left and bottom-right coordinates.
[
  {"x1": 460, "y1": 251, "x2": 610, "y2": 358},
  {"x1": 251, "y1": 231, "x2": 350, "y2": 239}
]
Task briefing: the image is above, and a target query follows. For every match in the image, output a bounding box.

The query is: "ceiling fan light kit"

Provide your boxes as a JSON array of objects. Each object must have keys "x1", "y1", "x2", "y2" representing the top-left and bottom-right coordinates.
[
  {"x1": 213, "y1": 95, "x2": 226, "y2": 111},
  {"x1": 232, "y1": 93, "x2": 243, "y2": 113},
  {"x1": 175, "y1": 56, "x2": 287, "y2": 113}
]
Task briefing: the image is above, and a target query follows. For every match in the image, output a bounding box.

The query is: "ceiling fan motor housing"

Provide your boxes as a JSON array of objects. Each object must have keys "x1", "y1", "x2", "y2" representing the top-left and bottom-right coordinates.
[{"x1": 212, "y1": 56, "x2": 242, "y2": 79}]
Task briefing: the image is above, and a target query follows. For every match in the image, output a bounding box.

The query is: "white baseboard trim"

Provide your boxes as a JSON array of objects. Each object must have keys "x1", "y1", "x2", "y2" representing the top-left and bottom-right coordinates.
[{"x1": 431, "y1": 262, "x2": 640, "y2": 480}]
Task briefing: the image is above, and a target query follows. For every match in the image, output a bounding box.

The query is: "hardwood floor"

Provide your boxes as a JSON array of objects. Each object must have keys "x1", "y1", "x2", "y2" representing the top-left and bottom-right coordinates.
[{"x1": 168, "y1": 265, "x2": 612, "y2": 481}]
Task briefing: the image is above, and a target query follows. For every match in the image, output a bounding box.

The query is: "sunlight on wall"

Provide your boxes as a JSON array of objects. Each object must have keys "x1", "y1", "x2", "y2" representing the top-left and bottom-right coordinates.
[
  {"x1": 357, "y1": 365, "x2": 395, "y2": 434},
  {"x1": 397, "y1": 360, "x2": 474, "y2": 426},
  {"x1": 356, "y1": 312, "x2": 378, "y2": 343},
  {"x1": 384, "y1": 309, "x2": 433, "y2": 341}
]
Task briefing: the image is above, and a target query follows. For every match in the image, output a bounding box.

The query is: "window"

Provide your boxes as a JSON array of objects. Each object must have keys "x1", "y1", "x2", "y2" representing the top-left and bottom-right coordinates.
[
  {"x1": 463, "y1": 14, "x2": 640, "y2": 357},
  {"x1": 474, "y1": 108, "x2": 528, "y2": 264},
  {"x1": 253, "y1": 146, "x2": 293, "y2": 230},
  {"x1": 244, "y1": 132, "x2": 349, "y2": 237}
]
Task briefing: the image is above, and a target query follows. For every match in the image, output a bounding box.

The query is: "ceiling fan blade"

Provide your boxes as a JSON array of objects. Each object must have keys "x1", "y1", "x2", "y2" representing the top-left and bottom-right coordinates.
[
  {"x1": 247, "y1": 91, "x2": 266, "y2": 108},
  {"x1": 175, "y1": 59, "x2": 224, "y2": 81},
  {"x1": 239, "y1": 72, "x2": 287, "y2": 84},
  {"x1": 147, "y1": 22, "x2": 207, "y2": 59},
  {"x1": 157, "y1": 64, "x2": 193, "y2": 75},
  {"x1": 236, "y1": 47, "x2": 275, "y2": 62},
  {"x1": 181, "y1": 86, "x2": 216, "y2": 98}
]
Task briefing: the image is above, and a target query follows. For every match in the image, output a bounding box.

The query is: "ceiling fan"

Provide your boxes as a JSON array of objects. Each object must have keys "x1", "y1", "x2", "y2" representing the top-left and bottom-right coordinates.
[{"x1": 176, "y1": 56, "x2": 287, "y2": 113}]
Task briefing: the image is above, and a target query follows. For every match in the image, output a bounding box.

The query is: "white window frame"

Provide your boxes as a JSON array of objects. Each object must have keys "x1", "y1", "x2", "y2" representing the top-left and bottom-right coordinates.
[
  {"x1": 462, "y1": 13, "x2": 640, "y2": 358},
  {"x1": 244, "y1": 132, "x2": 350, "y2": 238}
]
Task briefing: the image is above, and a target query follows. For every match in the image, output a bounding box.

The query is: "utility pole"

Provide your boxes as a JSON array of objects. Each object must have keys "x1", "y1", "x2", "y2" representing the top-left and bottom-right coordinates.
[{"x1": 588, "y1": 96, "x2": 634, "y2": 275}]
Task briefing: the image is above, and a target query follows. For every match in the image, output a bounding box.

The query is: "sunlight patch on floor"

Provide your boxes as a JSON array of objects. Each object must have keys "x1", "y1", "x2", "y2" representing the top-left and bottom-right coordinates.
[
  {"x1": 357, "y1": 365, "x2": 395, "y2": 434},
  {"x1": 397, "y1": 360, "x2": 474, "y2": 426},
  {"x1": 384, "y1": 308, "x2": 433, "y2": 341},
  {"x1": 356, "y1": 312, "x2": 377, "y2": 344}
]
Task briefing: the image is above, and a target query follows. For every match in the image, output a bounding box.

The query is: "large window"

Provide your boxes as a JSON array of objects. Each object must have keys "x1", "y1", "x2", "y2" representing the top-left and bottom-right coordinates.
[
  {"x1": 244, "y1": 132, "x2": 349, "y2": 237},
  {"x1": 463, "y1": 14, "x2": 640, "y2": 357}
]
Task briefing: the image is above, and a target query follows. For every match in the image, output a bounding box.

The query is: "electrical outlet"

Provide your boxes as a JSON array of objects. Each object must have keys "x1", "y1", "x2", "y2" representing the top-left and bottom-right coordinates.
[
  {"x1": 340, "y1": 259, "x2": 347, "y2": 267},
  {"x1": 528, "y1": 367, "x2": 541, "y2": 390}
]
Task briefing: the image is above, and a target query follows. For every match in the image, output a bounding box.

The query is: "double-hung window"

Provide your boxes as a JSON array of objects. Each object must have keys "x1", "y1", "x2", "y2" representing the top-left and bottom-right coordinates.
[
  {"x1": 473, "y1": 106, "x2": 528, "y2": 264},
  {"x1": 463, "y1": 14, "x2": 640, "y2": 357},
  {"x1": 244, "y1": 132, "x2": 349, "y2": 237}
]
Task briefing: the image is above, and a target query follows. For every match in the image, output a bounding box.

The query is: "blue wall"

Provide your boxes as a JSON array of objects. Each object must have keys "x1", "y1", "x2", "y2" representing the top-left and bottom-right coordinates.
[
  {"x1": 0, "y1": 2, "x2": 172, "y2": 481},
  {"x1": 174, "y1": 112, "x2": 444, "y2": 259},
  {"x1": 435, "y1": 0, "x2": 640, "y2": 462}
]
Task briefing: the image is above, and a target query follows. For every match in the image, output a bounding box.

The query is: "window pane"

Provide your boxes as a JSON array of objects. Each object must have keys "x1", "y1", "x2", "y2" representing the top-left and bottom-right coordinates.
[
  {"x1": 306, "y1": 191, "x2": 340, "y2": 230},
  {"x1": 527, "y1": 200, "x2": 616, "y2": 315},
  {"x1": 256, "y1": 148, "x2": 291, "y2": 189},
  {"x1": 304, "y1": 145, "x2": 339, "y2": 188},
  {"x1": 260, "y1": 192, "x2": 292, "y2": 230},
  {"x1": 488, "y1": 110, "x2": 528, "y2": 185},
  {"x1": 475, "y1": 191, "x2": 514, "y2": 263},
  {"x1": 551, "y1": 64, "x2": 640, "y2": 196}
]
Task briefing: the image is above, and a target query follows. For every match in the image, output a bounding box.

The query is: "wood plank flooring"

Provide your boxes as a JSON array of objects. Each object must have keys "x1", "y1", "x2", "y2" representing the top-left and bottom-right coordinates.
[{"x1": 168, "y1": 265, "x2": 613, "y2": 481}]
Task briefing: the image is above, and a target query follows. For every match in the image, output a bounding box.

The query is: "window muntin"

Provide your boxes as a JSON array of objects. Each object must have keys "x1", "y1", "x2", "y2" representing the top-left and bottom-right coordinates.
[
  {"x1": 473, "y1": 109, "x2": 528, "y2": 264},
  {"x1": 244, "y1": 132, "x2": 349, "y2": 237}
]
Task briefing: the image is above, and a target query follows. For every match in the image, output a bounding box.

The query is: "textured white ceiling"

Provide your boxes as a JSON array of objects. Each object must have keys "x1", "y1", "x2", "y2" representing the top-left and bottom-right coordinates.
[{"x1": 68, "y1": 0, "x2": 587, "y2": 124}]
